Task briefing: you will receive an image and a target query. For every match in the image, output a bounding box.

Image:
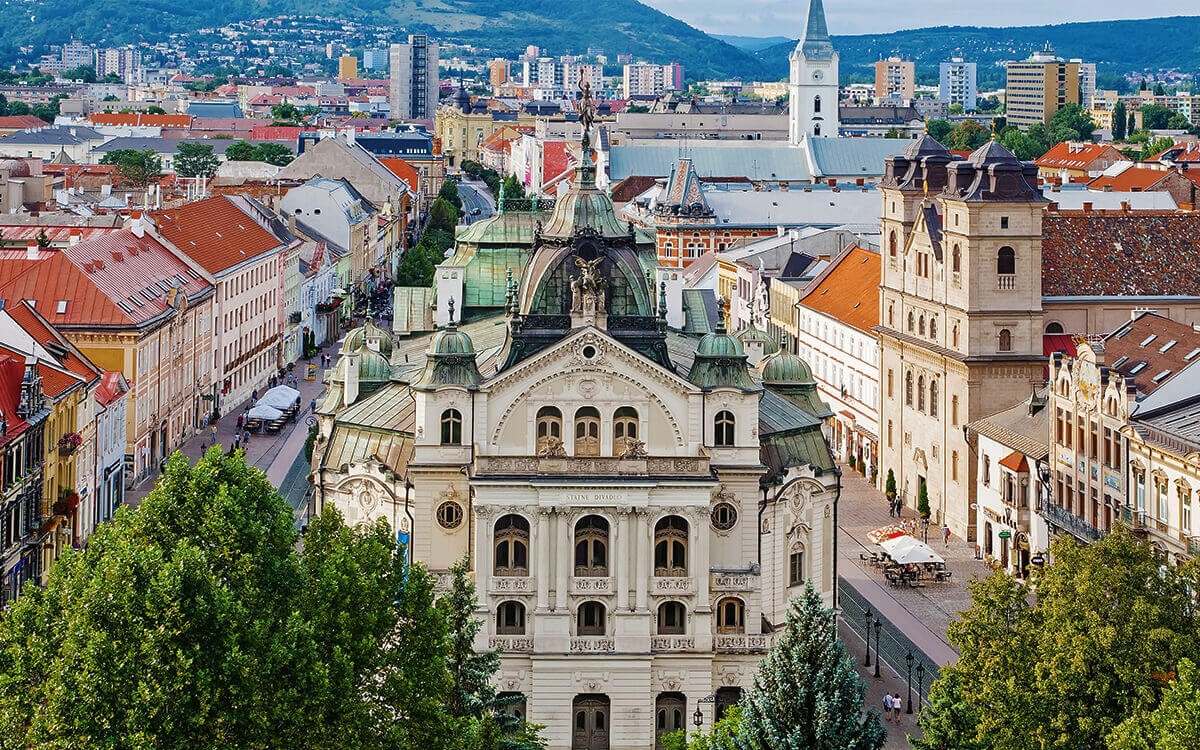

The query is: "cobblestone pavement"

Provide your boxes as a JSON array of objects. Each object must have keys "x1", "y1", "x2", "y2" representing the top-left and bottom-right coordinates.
[
  {"x1": 839, "y1": 617, "x2": 924, "y2": 749},
  {"x1": 125, "y1": 345, "x2": 338, "y2": 508},
  {"x1": 837, "y1": 466, "x2": 992, "y2": 663}
]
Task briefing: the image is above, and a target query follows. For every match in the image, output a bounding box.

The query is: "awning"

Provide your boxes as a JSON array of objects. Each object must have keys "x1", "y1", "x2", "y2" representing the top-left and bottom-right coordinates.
[
  {"x1": 879, "y1": 535, "x2": 945, "y2": 565},
  {"x1": 867, "y1": 524, "x2": 908, "y2": 544}
]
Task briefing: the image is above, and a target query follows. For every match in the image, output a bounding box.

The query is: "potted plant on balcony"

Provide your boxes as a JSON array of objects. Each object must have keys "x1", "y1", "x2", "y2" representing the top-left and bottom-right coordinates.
[
  {"x1": 57, "y1": 432, "x2": 83, "y2": 456},
  {"x1": 885, "y1": 469, "x2": 897, "y2": 503}
]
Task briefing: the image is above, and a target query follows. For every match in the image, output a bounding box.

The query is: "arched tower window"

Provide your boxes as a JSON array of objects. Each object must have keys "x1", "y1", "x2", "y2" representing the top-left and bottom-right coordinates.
[
  {"x1": 536, "y1": 405, "x2": 562, "y2": 453},
  {"x1": 574, "y1": 515, "x2": 609, "y2": 577},
  {"x1": 574, "y1": 406, "x2": 600, "y2": 456},
  {"x1": 997, "y1": 246, "x2": 1016, "y2": 275},
  {"x1": 577, "y1": 601, "x2": 606, "y2": 636},
  {"x1": 440, "y1": 408, "x2": 462, "y2": 445},
  {"x1": 998, "y1": 329, "x2": 1013, "y2": 352},
  {"x1": 497, "y1": 601, "x2": 526, "y2": 635},
  {"x1": 930, "y1": 380, "x2": 939, "y2": 418},
  {"x1": 905, "y1": 372, "x2": 914, "y2": 406},
  {"x1": 716, "y1": 597, "x2": 745, "y2": 634},
  {"x1": 494, "y1": 515, "x2": 530, "y2": 576},
  {"x1": 613, "y1": 406, "x2": 639, "y2": 455},
  {"x1": 952, "y1": 244, "x2": 961, "y2": 273},
  {"x1": 1046, "y1": 322, "x2": 1064, "y2": 335},
  {"x1": 813, "y1": 95, "x2": 821, "y2": 114},
  {"x1": 654, "y1": 516, "x2": 688, "y2": 577},
  {"x1": 889, "y1": 230, "x2": 897, "y2": 257},
  {"x1": 714, "y1": 410, "x2": 735, "y2": 447},
  {"x1": 813, "y1": 123, "x2": 821, "y2": 136},
  {"x1": 917, "y1": 375, "x2": 926, "y2": 412},
  {"x1": 657, "y1": 601, "x2": 686, "y2": 635}
]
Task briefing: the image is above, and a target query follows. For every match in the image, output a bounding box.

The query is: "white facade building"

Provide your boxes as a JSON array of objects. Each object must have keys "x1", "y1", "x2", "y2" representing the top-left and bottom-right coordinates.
[
  {"x1": 939, "y1": 58, "x2": 977, "y2": 111},
  {"x1": 788, "y1": 0, "x2": 840, "y2": 143}
]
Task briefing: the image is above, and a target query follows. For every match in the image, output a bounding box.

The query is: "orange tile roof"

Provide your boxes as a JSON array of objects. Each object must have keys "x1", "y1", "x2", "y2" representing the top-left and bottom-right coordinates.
[
  {"x1": 798, "y1": 246, "x2": 880, "y2": 334},
  {"x1": 5, "y1": 301, "x2": 100, "y2": 383},
  {"x1": 154, "y1": 196, "x2": 284, "y2": 275},
  {"x1": 0, "y1": 344, "x2": 82, "y2": 400},
  {"x1": 1087, "y1": 166, "x2": 1173, "y2": 192},
  {"x1": 378, "y1": 158, "x2": 420, "y2": 192},
  {"x1": 88, "y1": 113, "x2": 193, "y2": 129},
  {"x1": 1035, "y1": 142, "x2": 1125, "y2": 170},
  {"x1": 999, "y1": 451, "x2": 1029, "y2": 472},
  {"x1": 0, "y1": 115, "x2": 49, "y2": 130},
  {"x1": 94, "y1": 370, "x2": 129, "y2": 407}
]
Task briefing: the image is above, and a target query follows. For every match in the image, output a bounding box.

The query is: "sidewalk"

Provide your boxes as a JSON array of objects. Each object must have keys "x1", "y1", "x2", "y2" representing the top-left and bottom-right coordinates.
[
  {"x1": 126, "y1": 346, "x2": 338, "y2": 507},
  {"x1": 837, "y1": 467, "x2": 991, "y2": 666},
  {"x1": 839, "y1": 617, "x2": 924, "y2": 749}
]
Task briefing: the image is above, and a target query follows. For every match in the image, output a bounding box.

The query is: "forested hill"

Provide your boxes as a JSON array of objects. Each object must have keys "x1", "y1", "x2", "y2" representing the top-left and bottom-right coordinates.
[
  {"x1": 0, "y1": 0, "x2": 768, "y2": 79},
  {"x1": 755, "y1": 16, "x2": 1200, "y2": 87}
]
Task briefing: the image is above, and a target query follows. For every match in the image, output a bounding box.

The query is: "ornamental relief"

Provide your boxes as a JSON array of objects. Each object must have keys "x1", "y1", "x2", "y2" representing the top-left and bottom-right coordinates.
[
  {"x1": 655, "y1": 669, "x2": 687, "y2": 692},
  {"x1": 573, "y1": 671, "x2": 611, "y2": 691},
  {"x1": 498, "y1": 670, "x2": 529, "y2": 692},
  {"x1": 716, "y1": 663, "x2": 746, "y2": 687}
]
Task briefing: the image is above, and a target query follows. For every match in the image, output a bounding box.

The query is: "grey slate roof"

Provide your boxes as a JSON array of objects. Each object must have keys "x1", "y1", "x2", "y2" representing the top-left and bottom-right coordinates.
[
  {"x1": 610, "y1": 143, "x2": 812, "y2": 182},
  {"x1": 805, "y1": 137, "x2": 910, "y2": 177},
  {"x1": 0, "y1": 125, "x2": 103, "y2": 145},
  {"x1": 965, "y1": 389, "x2": 1049, "y2": 461},
  {"x1": 185, "y1": 101, "x2": 244, "y2": 118}
]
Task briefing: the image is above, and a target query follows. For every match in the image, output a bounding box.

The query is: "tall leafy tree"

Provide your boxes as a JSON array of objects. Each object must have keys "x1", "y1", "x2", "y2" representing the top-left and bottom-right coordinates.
[
  {"x1": 224, "y1": 140, "x2": 258, "y2": 161},
  {"x1": 1108, "y1": 658, "x2": 1200, "y2": 750},
  {"x1": 174, "y1": 142, "x2": 220, "y2": 178},
  {"x1": 100, "y1": 148, "x2": 161, "y2": 186},
  {"x1": 732, "y1": 581, "x2": 886, "y2": 750},
  {"x1": 439, "y1": 180, "x2": 464, "y2": 212},
  {"x1": 924, "y1": 529, "x2": 1200, "y2": 750},
  {"x1": 909, "y1": 671, "x2": 991, "y2": 750},
  {"x1": 1113, "y1": 101, "x2": 1128, "y2": 140}
]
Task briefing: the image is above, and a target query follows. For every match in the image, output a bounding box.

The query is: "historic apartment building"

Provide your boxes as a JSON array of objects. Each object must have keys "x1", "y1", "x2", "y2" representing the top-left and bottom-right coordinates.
[{"x1": 877, "y1": 137, "x2": 1047, "y2": 540}]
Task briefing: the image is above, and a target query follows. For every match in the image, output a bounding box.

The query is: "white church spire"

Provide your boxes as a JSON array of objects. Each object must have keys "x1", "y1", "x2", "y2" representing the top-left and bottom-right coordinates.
[{"x1": 788, "y1": 0, "x2": 840, "y2": 144}]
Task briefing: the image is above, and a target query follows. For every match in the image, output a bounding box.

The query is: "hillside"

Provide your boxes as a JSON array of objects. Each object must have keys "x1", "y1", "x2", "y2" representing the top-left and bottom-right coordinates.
[
  {"x1": 713, "y1": 34, "x2": 792, "y2": 53},
  {"x1": 0, "y1": 0, "x2": 767, "y2": 79},
  {"x1": 755, "y1": 16, "x2": 1200, "y2": 87}
]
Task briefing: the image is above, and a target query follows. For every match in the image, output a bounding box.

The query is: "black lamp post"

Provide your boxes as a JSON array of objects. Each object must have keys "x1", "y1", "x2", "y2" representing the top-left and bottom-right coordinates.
[
  {"x1": 692, "y1": 707, "x2": 703, "y2": 738},
  {"x1": 873, "y1": 619, "x2": 882, "y2": 678},
  {"x1": 905, "y1": 652, "x2": 914, "y2": 714},
  {"x1": 921, "y1": 516, "x2": 930, "y2": 543},
  {"x1": 863, "y1": 608, "x2": 873, "y2": 666},
  {"x1": 916, "y1": 663, "x2": 926, "y2": 713}
]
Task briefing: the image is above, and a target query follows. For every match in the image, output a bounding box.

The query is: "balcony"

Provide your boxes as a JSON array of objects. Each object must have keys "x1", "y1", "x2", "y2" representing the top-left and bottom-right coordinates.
[
  {"x1": 714, "y1": 633, "x2": 772, "y2": 653},
  {"x1": 996, "y1": 274, "x2": 1016, "y2": 290},
  {"x1": 1042, "y1": 502, "x2": 1104, "y2": 542},
  {"x1": 650, "y1": 636, "x2": 695, "y2": 652},
  {"x1": 489, "y1": 576, "x2": 533, "y2": 594},
  {"x1": 571, "y1": 576, "x2": 613, "y2": 595},
  {"x1": 488, "y1": 636, "x2": 534, "y2": 652},
  {"x1": 473, "y1": 454, "x2": 711, "y2": 478},
  {"x1": 570, "y1": 636, "x2": 615, "y2": 653},
  {"x1": 652, "y1": 576, "x2": 694, "y2": 595}
]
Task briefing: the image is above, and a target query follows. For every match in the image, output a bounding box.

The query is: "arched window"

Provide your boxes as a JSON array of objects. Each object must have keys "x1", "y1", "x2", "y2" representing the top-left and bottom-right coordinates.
[
  {"x1": 905, "y1": 372, "x2": 914, "y2": 406},
  {"x1": 789, "y1": 547, "x2": 805, "y2": 586},
  {"x1": 497, "y1": 601, "x2": 526, "y2": 635},
  {"x1": 577, "y1": 601, "x2": 606, "y2": 635},
  {"x1": 494, "y1": 515, "x2": 530, "y2": 576},
  {"x1": 997, "y1": 246, "x2": 1016, "y2": 275},
  {"x1": 656, "y1": 693, "x2": 687, "y2": 746},
  {"x1": 574, "y1": 515, "x2": 609, "y2": 577},
  {"x1": 716, "y1": 597, "x2": 745, "y2": 634},
  {"x1": 917, "y1": 375, "x2": 926, "y2": 412},
  {"x1": 613, "y1": 406, "x2": 639, "y2": 455},
  {"x1": 930, "y1": 380, "x2": 939, "y2": 418},
  {"x1": 918, "y1": 315, "x2": 926, "y2": 337},
  {"x1": 536, "y1": 405, "x2": 562, "y2": 453},
  {"x1": 813, "y1": 95, "x2": 821, "y2": 114},
  {"x1": 1045, "y1": 322, "x2": 1064, "y2": 335},
  {"x1": 887, "y1": 304, "x2": 894, "y2": 327},
  {"x1": 813, "y1": 123, "x2": 821, "y2": 136},
  {"x1": 889, "y1": 230, "x2": 897, "y2": 257},
  {"x1": 440, "y1": 408, "x2": 462, "y2": 445},
  {"x1": 907, "y1": 311, "x2": 914, "y2": 332},
  {"x1": 952, "y1": 244, "x2": 961, "y2": 273},
  {"x1": 952, "y1": 324, "x2": 959, "y2": 348},
  {"x1": 930, "y1": 317, "x2": 937, "y2": 339},
  {"x1": 998, "y1": 329, "x2": 1013, "y2": 352},
  {"x1": 952, "y1": 396, "x2": 959, "y2": 426},
  {"x1": 714, "y1": 410, "x2": 735, "y2": 447},
  {"x1": 657, "y1": 601, "x2": 686, "y2": 635},
  {"x1": 654, "y1": 516, "x2": 688, "y2": 576},
  {"x1": 574, "y1": 406, "x2": 601, "y2": 456}
]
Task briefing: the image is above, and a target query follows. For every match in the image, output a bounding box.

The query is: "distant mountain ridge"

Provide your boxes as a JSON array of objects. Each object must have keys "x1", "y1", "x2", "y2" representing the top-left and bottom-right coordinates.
[
  {"x1": 756, "y1": 16, "x2": 1200, "y2": 86},
  {"x1": 713, "y1": 34, "x2": 792, "y2": 53},
  {"x1": 0, "y1": 0, "x2": 768, "y2": 79}
]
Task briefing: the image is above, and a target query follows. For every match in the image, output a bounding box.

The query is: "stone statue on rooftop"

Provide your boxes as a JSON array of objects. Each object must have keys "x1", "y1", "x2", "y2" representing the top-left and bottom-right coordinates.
[{"x1": 578, "y1": 80, "x2": 597, "y2": 152}]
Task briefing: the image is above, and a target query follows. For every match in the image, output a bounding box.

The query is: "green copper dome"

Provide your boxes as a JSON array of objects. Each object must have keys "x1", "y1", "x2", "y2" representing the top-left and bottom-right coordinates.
[
  {"x1": 688, "y1": 325, "x2": 759, "y2": 392},
  {"x1": 343, "y1": 318, "x2": 393, "y2": 357},
  {"x1": 540, "y1": 160, "x2": 630, "y2": 240},
  {"x1": 413, "y1": 323, "x2": 482, "y2": 390},
  {"x1": 356, "y1": 346, "x2": 392, "y2": 384},
  {"x1": 736, "y1": 324, "x2": 781, "y2": 355},
  {"x1": 761, "y1": 350, "x2": 814, "y2": 385}
]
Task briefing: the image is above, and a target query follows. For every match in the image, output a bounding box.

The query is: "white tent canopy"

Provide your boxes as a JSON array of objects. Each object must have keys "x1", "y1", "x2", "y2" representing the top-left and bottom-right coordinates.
[
  {"x1": 259, "y1": 385, "x2": 300, "y2": 409},
  {"x1": 878, "y1": 535, "x2": 945, "y2": 565},
  {"x1": 246, "y1": 404, "x2": 284, "y2": 420}
]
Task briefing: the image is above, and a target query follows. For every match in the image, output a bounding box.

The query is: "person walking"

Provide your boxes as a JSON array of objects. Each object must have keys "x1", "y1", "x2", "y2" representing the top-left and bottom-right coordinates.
[
  {"x1": 943, "y1": 524, "x2": 951, "y2": 547},
  {"x1": 209, "y1": 422, "x2": 218, "y2": 449},
  {"x1": 887, "y1": 498, "x2": 895, "y2": 518},
  {"x1": 892, "y1": 694, "x2": 902, "y2": 722},
  {"x1": 882, "y1": 693, "x2": 893, "y2": 721},
  {"x1": 310, "y1": 397, "x2": 317, "y2": 413},
  {"x1": 895, "y1": 500, "x2": 903, "y2": 520},
  {"x1": 236, "y1": 413, "x2": 244, "y2": 431}
]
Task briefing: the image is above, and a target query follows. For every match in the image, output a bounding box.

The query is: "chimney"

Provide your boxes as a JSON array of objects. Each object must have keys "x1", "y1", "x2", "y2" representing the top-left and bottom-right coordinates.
[
  {"x1": 68, "y1": 228, "x2": 81, "y2": 245},
  {"x1": 26, "y1": 241, "x2": 38, "y2": 260},
  {"x1": 856, "y1": 178, "x2": 864, "y2": 186},
  {"x1": 1120, "y1": 200, "x2": 1131, "y2": 211},
  {"x1": 827, "y1": 178, "x2": 837, "y2": 187},
  {"x1": 130, "y1": 216, "x2": 144, "y2": 238},
  {"x1": 344, "y1": 350, "x2": 360, "y2": 405},
  {"x1": 288, "y1": 212, "x2": 297, "y2": 234},
  {"x1": 1082, "y1": 202, "x2": 1093, "y2": 212}
]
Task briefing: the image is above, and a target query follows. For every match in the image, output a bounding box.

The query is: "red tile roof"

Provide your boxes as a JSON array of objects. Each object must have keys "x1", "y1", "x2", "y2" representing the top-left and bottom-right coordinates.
[
  {"x1": 251, "y1": 125, "x2": 316, "y2": 141},
  {"x1": 798, "y1": 246, "x2": 880, "y2": 334},
  {"x1": 0, "y1": 354, "x2": 31, "y2": 445},
  {"x1": 1086, "y1": 166, "x2": 1174, "y2": 192},
  {"x1": 1035, "y1": 142, "x2": 1126, "y2": 170},
  {"x1": 154, "y1": 196, "x2": 284, "y2": 275},
  {"x1": 542, "y1": 142, "x2": 573, "y2": 184},
  {"x1": 0, "y1": 225, "x2": 120, "y2": 245},
  {"x1": 0, "y1": 344, "x2": 81, "y2": 399},
  {"x1": 94, "y1": 370, "x2": 129, "y2": 408},
  {"x1": 999, "y1": 451, "x2": 1029, "y2": 472},
  {"x1": 88, "y1": 113, "x2": 193, "y2": 129},
  {"x1": 377, "y1": 157, "x2": 419, "y2": 192},
  {"x1": 0, "y1": 229, "x2": 213, "y2": 328},
  {"x1": 0, "y1": 115, "x2": 49, "y2": 130},
  {"x1": 1041, "y1": 212, "x2": 1200, "y2": 297},
  {"x1": 5, "y1": 301, "x2": 100, "y2": 383},
  {"x1": 1103, "y1": 312, "x2": 1200, "y2": 395}
]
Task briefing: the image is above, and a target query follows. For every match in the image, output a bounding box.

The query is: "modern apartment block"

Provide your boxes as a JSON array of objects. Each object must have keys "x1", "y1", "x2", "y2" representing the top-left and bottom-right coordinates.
[
  {"x1": 874, "y1": 57, "x2": 915, "y2": 100},
  {"x1": 389, "y1": 34, "x2": 440, "y2": 121},
  {"x1": 338, "y1": 55, "x2": 358, "y2": 81},
  {"x1": 622, "y1": 62, "x2": 682, "y2": 98},
  {"x1": 1072, "y1": 59, "x2": 1097, "y2": 110},
  {"x1": 939, "y1": 58, "x2": 977, "y2": 110},
  {"x1": 1005, "y1": 45, "x2": 1080, "y2": 131}
]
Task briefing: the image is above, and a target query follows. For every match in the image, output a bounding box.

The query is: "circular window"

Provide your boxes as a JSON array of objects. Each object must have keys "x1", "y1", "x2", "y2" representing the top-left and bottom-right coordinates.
[
  {"x1": 582, "y1": 345, "x2": 597, "y2": 360},
  {"x1": 436, "y1": 501, "x2": 463, "y2": 529},
  {"x1": 711, "y1": 502, "x2": 738, "y2": 531}
]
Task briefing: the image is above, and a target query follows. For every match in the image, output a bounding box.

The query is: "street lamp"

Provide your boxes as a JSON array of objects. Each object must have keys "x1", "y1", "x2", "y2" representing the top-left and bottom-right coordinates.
[
  {"x1": 863, "y1": 608, "x2": 873, "y2": 666},
  {"x1": 921, "y1": 516, "x2": 930, "y2": 543},
  {"x1": 905, "y1": 651, "x2": 914, "y2": 714},
  {"x1": 915, "y1": 663, "x2": 926, "y2": 714},
  {"x1": 873, "y1": 619, "x2": 882, "y2": 678},
  {"x1": 692, "y1": 707, "x2": 703, "y2": 737}
]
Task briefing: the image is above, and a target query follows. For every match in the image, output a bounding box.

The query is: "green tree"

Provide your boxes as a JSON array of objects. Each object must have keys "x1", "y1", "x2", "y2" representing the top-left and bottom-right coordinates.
[
  {"x1": 926, "y1": 119, "x2": 954, "y2": 144},
  {"x1": 1108, "y1": 658, "x2": 1200, "y2": 750},
  {"x1": 270, "y1": 102, "x2": 302, "y2": 123},
  {"x1": 1141, "y1": 105, "x2": 1175, "y2": 130},
  {"x1": 395, "y1": 238, "x2": 442, "y2": 287},
  {"x1": 1154, "y1": 82, "x2": 1167, "y2": 96},
  {"x1": 1143, "y1": 137, "x2": 1176, "y2": 162},
  {"x1": 99, "y1": 148, "x2": 161, "y2": 186},
  {"x1": 1128, "y1": 111, "x2": 1138, "y2": 138},
  {"x1": 6, "y1": 101, "x2": 29, "y2": 116},
  {"x1": 948, "y1": 119, "x2": 988, "y2": 151},
  {"x1": 61, "y1": 64, "x2": 96, "y2": 82},
  {"x1": 884, "y1": 127, "x2": 902, "y2": 139},
  {"x1": 948, "y1": 103, "x2": 964, "y2": 115},
  {"x1": 147, "y1": 105, "x2": 167, "y2": 115},
  {"x1": 174, "y1": 142, "x2": 220, "y2": 178},
  {"x1": 501, "y1": 174, "x2": 526, "y2": 202},
  {"x1": 224, "y1": 140, "x2": 258, "y2": 161},
  {"x1": 1000, "y1": 128, "x2": 1045, "y2": 160},
  {"x1": 31, "y1": 93, "x2": 67, "y2": 123},
  {"x1": 926, "y1": 529, "x2": 1200, "y2": 750},
  {"x1": 662, "y1": 707, "x2": 743, "y2": 749},
  {"x1": 439, "y1": 179, "x2": 464, "y2": 212},
  {"x1": 1166, "y1": 112, "x2": 1190, "y2": 130},
  {"x1": 1048, "y1": 103, "x2": 1096, "y2": 142},
  {"x1": 429, "y1": 197, "x2": 460, "y2": 234},
  {"x1": 732, "y1": 582, "x2": 886, "y2": 750},
  {"x1": 253, "y1": 142, "x2": 294, "y2": 166},
  {"x1": 917, "y1": 481, "x2": 930, "y2": 518},
  {"x1": 1113, "y1": 101, "x2": 1128, "y2": 140},
  {"x1": 909, "y1": 671, "x2": 991, "y2": 750},
  {"x1": 885, "y1": 468, "x2": 897, "y2": 499}
]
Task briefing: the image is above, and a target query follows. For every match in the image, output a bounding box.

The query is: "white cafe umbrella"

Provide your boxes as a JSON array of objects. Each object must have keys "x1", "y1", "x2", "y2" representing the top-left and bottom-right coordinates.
[
  {"x1": 879, "y1": 535, "x2": 944, "y2": 565},
  {"x1": 259, "y1": 385, "x2": 301, "y2": 409},
  {"x1": 246, "y1": 404, "x2": 284, "y2": 421}
]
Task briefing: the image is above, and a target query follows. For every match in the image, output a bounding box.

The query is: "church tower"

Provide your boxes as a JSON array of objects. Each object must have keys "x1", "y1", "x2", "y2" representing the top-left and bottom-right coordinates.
[{"x1": 788, "y1": 0, "x2": 840, "y2": 144}]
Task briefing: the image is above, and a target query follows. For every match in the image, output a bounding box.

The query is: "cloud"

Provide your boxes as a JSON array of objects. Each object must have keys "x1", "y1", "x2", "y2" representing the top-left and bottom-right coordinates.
[{"x1": 644, "y1": 0, "x2": 1200, "y2": 37}]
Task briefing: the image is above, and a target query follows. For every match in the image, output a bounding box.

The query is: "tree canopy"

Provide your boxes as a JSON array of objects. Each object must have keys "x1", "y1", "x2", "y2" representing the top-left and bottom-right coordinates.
[
  {"x1": 915, "y1": 529, "x2": 1200, "y2": 750},
  {"x1": 99, "y1": 148, "x2": 162, "y2": 186},
  {"x1": 173, "y1": 142, "x2": 220, "y2": 178}
]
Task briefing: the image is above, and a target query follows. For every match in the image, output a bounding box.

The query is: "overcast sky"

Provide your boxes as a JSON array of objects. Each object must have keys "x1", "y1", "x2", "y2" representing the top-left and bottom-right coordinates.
[{"x1": 643, "y1": 0, "x2": 1200, "y2": 37}]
